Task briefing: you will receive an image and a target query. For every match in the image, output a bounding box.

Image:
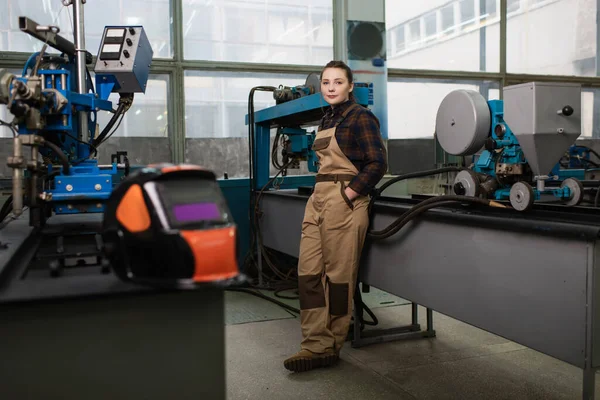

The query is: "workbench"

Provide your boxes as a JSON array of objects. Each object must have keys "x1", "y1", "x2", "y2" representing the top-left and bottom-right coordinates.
[
  {"x1": 0, "y1": 212, "x2": 226, "y2": 400},
  {"x1": 259, "y1": 189, "x2": 600, "y2": 400}
]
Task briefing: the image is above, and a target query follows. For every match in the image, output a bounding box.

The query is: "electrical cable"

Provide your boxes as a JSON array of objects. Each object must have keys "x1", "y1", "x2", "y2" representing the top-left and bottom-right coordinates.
[
  {"x1": 0, "y1": 118, "x2": 17, "y2": 137},
  {"x1": 246, "y1": 85, "x2": 277, "y2": 275},
  {"x1": 43, "y1": 140, "x2": 70, "y2": 175}
]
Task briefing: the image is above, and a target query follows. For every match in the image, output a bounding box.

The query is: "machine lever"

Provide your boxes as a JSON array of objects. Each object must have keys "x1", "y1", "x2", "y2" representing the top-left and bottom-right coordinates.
[
  {"x1": 557, "y1": 105, "x2": 574, "y2": 116},
  {"x1": 18, "y1": 17, "x2": 93, "y2": 64}
]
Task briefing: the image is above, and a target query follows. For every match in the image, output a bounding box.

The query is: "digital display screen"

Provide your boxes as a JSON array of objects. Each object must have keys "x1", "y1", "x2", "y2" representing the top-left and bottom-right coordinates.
[
  {"x1": 173, "y1": 202, "x2": 220, "y2": 222},
  {"x1": 106, "y1": 28, "x2": 126, "y2": 38},
  {"x1": 102, "y1": 44, "x2": 121, "y2": 53}
]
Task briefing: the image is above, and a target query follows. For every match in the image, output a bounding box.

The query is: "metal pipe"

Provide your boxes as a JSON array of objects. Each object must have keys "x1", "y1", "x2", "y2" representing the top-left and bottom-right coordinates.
[
  {"x1": 72, "y1": 0, "x2": 88, "y2": 142},
  {"x1": 12, "y1": 137, "x2": 23, "y2": 216},
  {"x1": 499, "y1": 0, "x2": 507, "y2": 99},
  {"x1": 30, "y1": 144, "x2": 38, "y2": 208}
]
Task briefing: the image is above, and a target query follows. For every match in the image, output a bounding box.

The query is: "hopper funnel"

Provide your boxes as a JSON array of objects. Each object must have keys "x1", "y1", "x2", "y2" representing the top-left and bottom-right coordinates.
[{"x1": 503, "y1": 82, "x2": 582, "y2": 177}]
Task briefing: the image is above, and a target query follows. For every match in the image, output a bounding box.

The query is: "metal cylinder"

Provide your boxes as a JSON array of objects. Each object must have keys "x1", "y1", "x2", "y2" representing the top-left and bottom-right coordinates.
[
  {"x1": 537, "y1": 179, "x2": 546, "y2": 192},
  {"x1": 12, "y1": 137, "x2": 23, "y2": 217},
  {"x1": 72, "y1": 0, "x2": 88, "y2": 142},
  {"x1": 61, "y1": 73, "x2": 66, "y2": 91}
]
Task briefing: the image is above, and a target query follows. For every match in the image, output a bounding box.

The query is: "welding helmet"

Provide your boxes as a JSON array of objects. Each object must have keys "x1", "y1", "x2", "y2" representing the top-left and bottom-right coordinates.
[{"x1": 102, "y1": 163, "x2": 242, "y2": 289}]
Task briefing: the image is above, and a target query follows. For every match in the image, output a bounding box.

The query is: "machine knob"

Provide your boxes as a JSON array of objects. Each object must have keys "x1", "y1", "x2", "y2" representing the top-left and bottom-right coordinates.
[
  {"x1": 453, "y1": 182, "x2": 466, "y2": 195},
  {"x1": 126, "y1": 38, "x2": 133, "y2": 46},
  {"x1": 123, "y1": 50, "x2": 130, "y2": 58},
  {"x1": 558, "y1": 105, "x2": 574, "y2": 116},
  {"x1": 129, "y1": 27, "x2": 136, "y2": 35}
]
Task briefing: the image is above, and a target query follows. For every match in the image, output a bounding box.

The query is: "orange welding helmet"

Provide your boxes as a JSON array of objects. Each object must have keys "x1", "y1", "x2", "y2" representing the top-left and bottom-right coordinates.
[{"x1": 101, "y1": 163, "x2": 242, "y2": 289}]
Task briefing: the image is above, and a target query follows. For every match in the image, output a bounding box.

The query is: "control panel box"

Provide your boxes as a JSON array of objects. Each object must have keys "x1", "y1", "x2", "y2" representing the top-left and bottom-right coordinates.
[{"x1": 94, "y1": 26, "x2": 153, "y2": 94}]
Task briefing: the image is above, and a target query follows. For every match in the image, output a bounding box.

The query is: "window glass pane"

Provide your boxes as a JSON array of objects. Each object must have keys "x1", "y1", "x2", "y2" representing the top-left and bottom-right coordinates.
[
  {"x1": 0, "y1": 0, "x2": 171, "y2": 58},
  {"x1": 182, "y1": 0, "x2": 333, "y2": 65},
  {"x1": 385, "y1": 1, "x2": 499, "y2": 72},
  {"x1": 424, "y1": 13, "x2": 437, "y2": 39},
  {"x1": 95, "y1": 74, "x2": 170, "y2": 138},
  {"x1": 184, "y1": 71, "x2": 312, "y2": 179},
  {"x1": 387, "y1": 78, "x2": 499, "y2": 139},
  {"x1": 581, "y1": 89, "x2": 600, "y2": 138},
  {"x1": 507, "y1": 0, "x2": 521, "y2": 13},
  {"x1": 459, "y1": 0, "x2": 476, "y2": 26},
  {"x1": 0, "y1": 69, "x2": 20, "y2": 138},
  {"x1": 507, "y1": 0, "x2": 595, "y2": 76},
  {"x1": 483, "y1": 0, "x2": 498, "y2": 19}
]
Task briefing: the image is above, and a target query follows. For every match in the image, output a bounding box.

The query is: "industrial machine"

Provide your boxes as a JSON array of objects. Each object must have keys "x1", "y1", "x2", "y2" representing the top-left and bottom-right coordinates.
[
  {"x1": 0, "y1": 12, "x2": 152, "y2": 227},
  {"x1": 436, "y1": 82, "x2": 585, "y2": 210}
]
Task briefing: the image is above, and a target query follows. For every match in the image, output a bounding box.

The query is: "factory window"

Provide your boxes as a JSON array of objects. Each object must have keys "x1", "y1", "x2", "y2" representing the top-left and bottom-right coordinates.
[
  {"x1": 0, "y1": 69, "x2": 20, "y2": 139},
  {"x1": 386, "y1": 79, "x2": 500, "y2": 140},
  {"x1": 408, "y1": 20, "x2": 421, "y2": 46},
  {"x1": 183, "y1": 70, "x2": 311, "y2": 178},
  {"x1": 392, "y1": 25, "x2": 406, "y2": 54},
  {"x1": 182, "y1": 0, "x2": 333, "y2": 66},
  {"x1": 482, "y1": 0, "x2": 498, "y2": 20},
  {"x1": 385, "y1": 0, "x2": 498, "y2": 72},
  {"x1": 95, "y1": 74, "x2": 170, "y2": 138},
  {"x1": 0, "y1": 0, "x2": 172, "y2": 58},
  {"x1": 424, "y1": 12, "x2": 437, "y2": 40},
  {"x1": 440, "y1": 4, "x2": 455, "y2": 33},
  {"x1": 507, "y1": 0, "x2": 521, "y2": 13},
  {"x1": 507, "y1": 0, "x2": 594, "y2": 76},
  {"x1": 459, "y1": 0, "x2": 476, "y2": 27}
]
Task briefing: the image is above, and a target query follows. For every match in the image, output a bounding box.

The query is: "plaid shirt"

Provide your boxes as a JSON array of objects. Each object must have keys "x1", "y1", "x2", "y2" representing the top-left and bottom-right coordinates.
[{"x1": 319, "y1": 99, "x2": 388, "y2": 195}]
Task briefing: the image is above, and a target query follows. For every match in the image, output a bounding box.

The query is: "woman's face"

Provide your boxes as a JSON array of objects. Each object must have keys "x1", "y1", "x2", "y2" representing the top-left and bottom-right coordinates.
[{"x1": 321, "y1": 67, "x2": 353, "y2": 106}]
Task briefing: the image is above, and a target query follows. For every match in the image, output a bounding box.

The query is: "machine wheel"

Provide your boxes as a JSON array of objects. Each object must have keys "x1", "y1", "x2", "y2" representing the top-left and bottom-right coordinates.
[
  {"x1": 453, "y1": 170, "x2": 480, "y2": 197},
  {"x1": 509, "y1": 181, "x2": 535, "y2": 211},
  {"x1": 561, "y1": 177, "x2": 584, "y2": 206}
]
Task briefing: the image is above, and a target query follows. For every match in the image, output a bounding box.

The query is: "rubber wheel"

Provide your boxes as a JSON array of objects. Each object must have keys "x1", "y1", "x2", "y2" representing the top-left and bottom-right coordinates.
[
  {"x1": 509, "y1": 181, "x2": 535, "y2": 211},
  {"x1": 560, "y1": 177, "x2": 584, "y2": 206}
]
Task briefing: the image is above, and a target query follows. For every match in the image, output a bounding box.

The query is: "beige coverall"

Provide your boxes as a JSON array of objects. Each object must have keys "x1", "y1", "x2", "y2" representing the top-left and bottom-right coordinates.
[{"x1": 298, "y1": 103, "x2": 370, "y2": 354}]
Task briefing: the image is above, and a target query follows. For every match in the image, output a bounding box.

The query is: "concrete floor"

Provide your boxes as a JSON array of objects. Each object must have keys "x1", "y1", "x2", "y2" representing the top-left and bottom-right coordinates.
[{"x1": 225, "y1": 299, "x2": 600, "y2": 400}]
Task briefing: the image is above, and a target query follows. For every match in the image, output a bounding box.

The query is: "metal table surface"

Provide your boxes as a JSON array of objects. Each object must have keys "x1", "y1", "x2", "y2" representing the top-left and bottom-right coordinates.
[
  {"x1": 0, "y1": 212, "x2": 226, "y2": 400},
  {"x1": 258, "y1": 189, "x2": 600, "y2": 399}
]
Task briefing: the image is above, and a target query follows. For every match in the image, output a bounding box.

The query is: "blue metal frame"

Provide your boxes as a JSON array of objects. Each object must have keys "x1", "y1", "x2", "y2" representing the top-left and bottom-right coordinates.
[
  {"x1": 245, "y1": 86, "x2": 369, "y2": 190},
  {"x1": 8, "y1": 26, "x2": 153, "y2": 215}
]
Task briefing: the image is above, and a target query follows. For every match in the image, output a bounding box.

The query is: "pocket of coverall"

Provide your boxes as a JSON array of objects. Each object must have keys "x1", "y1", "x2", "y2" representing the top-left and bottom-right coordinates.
[
  {"x1": 339, "y1": 181, "x2": 354, "y2": 211},
  {"x1": 311, "y1": 136, "x2": 331, "y2": 151}
]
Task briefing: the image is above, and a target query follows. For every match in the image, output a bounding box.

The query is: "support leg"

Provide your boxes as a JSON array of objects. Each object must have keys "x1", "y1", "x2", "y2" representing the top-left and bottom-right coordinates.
[
  {"x1": 350, "y1": 300, "x2": 436, "y2": 348},
  {"x1": 583, "y1": 366, "x2": 596, "y2": 400},
  {"x1": 412, "y1": 303, "x2": 418, "y2": 325},
  {"x1": 427, "y1": 308, "x2": 434, "y2": 333}
]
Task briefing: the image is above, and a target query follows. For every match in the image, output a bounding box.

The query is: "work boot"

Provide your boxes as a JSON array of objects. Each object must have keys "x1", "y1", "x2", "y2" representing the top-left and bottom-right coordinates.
[{"x1": 283, "y1": 349, "x2": 338, "y2": 372}]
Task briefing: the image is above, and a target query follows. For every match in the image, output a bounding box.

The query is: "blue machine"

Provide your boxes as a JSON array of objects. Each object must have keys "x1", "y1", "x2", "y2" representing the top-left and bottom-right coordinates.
[
  {"x1": 436, "y1": 84, "x2": 584, "y2": 211},
  {"x1": 0, "y1": 6, "x2": 152, "y2": 226},
  {"x1": 245, "y1": 83, "x2": 370, "y2": 191}
]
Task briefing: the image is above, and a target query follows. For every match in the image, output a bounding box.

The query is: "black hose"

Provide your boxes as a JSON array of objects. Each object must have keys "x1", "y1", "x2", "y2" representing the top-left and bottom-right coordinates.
[
  {"x1": 227, "y1": 287, "x2": 300, "y2": 314},
  {"x1": 369, "y1": 195, "x2": 505, "y2": 240},
  {"x1": 93, "y1": 101, "x2": 125, "y2": 147},
  {"x1": 369, "y1": 166, "x2": 465, "y2": 213},
  {"x1": 43, "y1": 141, "x2": 70, "y2": 175}
]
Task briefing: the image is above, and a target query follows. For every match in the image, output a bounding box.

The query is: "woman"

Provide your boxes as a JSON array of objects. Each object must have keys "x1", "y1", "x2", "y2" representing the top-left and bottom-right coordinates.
[{"x1": 284, "y1": 60, "x2": 388, "y2": 372}]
